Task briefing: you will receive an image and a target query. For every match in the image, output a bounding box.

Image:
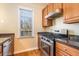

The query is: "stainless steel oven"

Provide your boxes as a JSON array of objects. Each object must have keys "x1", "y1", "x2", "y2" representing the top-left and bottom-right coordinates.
[{"x1": 40, "y1": 36, "x2": 55, "y2": 56}]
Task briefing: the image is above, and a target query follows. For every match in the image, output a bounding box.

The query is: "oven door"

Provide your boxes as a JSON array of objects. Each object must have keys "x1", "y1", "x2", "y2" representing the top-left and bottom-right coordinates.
[{"x1": 40, "y1": 40, "x2": 53, "y2": 56}]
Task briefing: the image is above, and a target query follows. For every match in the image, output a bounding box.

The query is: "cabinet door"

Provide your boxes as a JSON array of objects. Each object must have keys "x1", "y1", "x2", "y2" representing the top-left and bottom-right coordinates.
[
  {"x1": 48, "y1": 3, "x2": 54, "y2": 13},
  {"x1": 42, "y1": 6, "x2": 48, "y2": 27},
  {"x1": 42, "y1": 6, "x2": 52, "y2": 27},
  {"x1": 56, "y1": 47, "x2": 70, "y2": 56},
  {"x1": 54, "y1": 3, "x2": 62, "y2": 10},
  {"x1": 63, "y1": 3, "x2": 79, "y2": 23},
  {"x1": 56, "y1": 42, "x2": 70, "y2": 56}
]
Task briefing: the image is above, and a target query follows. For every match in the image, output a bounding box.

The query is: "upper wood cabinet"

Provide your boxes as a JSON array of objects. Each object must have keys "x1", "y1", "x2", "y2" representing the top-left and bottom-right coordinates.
[
  {"x1": 54, "y1": 3, "x2": 62, "y2": 10},
  {"x1": 42, "y1": 6, "x2": 48, "y2": 27},
  {"x1": 42, "y1": 5, "x2": 52, "y2": 27},
  {"x1": 42, "y1": 3, "x2": 62, "y2": 27},
  {"x1": 47, "y1": 3, "x2": 62, "y2": 13},
  {"x1": 43, "y1": 3, "x2": 79, "y2": 26},
  {"x1": 47, "y1": 3, "x2": 54, "y2": 14},
  {"x1": 63, "y1": 3, "x2": 79, "y2": 23}
]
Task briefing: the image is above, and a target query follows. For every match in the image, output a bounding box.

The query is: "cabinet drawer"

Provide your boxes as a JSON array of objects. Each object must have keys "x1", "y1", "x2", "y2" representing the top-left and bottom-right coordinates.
[
  {"x1": 63, "y1": 44, "x2": 79, "y2": 56},
  {"x1": 63, "y1": 3, "x2": 79, "y2": 23},
  {"x1": 56, "y1": 42, "x2": 79, "y2": 56},
  {"x1": 56, "y1": 47, "x2": 70, "y2": 56}
]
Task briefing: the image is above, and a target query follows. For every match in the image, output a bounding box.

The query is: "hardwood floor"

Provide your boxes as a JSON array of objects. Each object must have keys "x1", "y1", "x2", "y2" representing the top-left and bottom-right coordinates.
[{"x1": 15, "y1": 49, "x2": 44, "y2": 56}]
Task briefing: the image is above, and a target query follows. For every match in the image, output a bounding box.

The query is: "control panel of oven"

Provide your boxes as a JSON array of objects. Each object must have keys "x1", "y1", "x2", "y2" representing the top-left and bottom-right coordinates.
[{"x1": 40, "y1": 35, "x2": 54, "y2": 44}]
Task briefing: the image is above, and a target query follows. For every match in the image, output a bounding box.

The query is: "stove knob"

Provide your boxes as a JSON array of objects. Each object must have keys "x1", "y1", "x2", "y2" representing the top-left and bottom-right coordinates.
[
  {"x1": 44, "y1": 38, "x2": 45, "y2": 40},
  {"x1": 47, "y1": 40, "x2": 50, "y2": 42}
]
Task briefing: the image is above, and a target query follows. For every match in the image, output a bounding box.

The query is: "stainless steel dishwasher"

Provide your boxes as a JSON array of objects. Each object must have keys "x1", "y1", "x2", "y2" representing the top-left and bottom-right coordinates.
[{"x1": 3, "y1": 39, "x2": 11, "y2": 56}]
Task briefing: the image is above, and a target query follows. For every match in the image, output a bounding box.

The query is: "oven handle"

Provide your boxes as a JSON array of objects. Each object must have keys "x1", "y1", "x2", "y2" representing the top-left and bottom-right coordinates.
[{"x1": 41, "y1": 39, "x2": 53, "y2": 46}]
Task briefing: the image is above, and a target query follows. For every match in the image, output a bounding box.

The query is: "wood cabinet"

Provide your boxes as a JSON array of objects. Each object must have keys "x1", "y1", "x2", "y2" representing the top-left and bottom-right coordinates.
[
  {"x1": 42, "y1": 3, "x2": 62, "y2": 27},
  {"x1": 42, "y1": 6, "x2": 48, "y2": 27},
  {"x1": 0, "y1": 46, "x2": 2, "y2": 56},
  {"x1": 48, "y1": 3, "x2": 54, "y2": 14},
  {"x1": 63, "y1": 3, "x2": 79, "y2": 23},
  {"x1": 42, "y1": 3, "x2": 63, "y2": 27},
  {"x1": 42, "y1": 5, "x2": 52, "y2": 27},
  {"x1": 56, "y1": 48, "x2": 70, "y2": 56},
  {"x1": 48, "y1": 3, "x2": 62, "y2": 13},
  {"x1": 43, "y1": 3, "x2": 79, "y2": 26},
  {"x1": 54, "y1": 3, "x2": 62, "y2": 10},
  {"x1": 56, "y1": 41, "x2": 79, "y2": 56}
]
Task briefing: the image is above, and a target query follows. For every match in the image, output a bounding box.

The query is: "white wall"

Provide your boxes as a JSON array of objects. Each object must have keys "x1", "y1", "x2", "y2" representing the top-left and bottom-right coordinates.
[
  {"x1": 0, "y1": 3, "x2": 47, "y2": 54},
  {"x1": 46, "y1": 17, "x2": 79, "y2": 35}
]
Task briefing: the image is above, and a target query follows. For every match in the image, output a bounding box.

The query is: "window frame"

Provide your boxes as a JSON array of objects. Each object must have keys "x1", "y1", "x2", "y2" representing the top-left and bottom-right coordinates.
[{"x1": 18, "y1": 7, "x2": 34, "y2": 38}]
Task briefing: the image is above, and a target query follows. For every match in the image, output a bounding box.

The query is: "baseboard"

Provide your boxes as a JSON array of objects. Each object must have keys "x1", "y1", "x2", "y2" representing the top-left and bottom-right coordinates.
[{"x1": 14, "y1": 47, "x2": 38, "y2": 54}]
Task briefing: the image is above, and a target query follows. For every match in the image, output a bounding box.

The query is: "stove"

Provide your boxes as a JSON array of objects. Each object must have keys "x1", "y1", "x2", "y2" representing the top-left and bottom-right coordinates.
[
  {"x1": 40, "y1": 35, "x2": 55, "y2": 56},
  {"x1": 38, "y1": 31, "x2": 68, "y2": 56}
]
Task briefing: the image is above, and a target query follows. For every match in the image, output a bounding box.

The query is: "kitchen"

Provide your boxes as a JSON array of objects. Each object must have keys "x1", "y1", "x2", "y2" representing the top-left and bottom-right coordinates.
[{"x1": 0, "y1": 3, "x2": 79, "y2": 56}]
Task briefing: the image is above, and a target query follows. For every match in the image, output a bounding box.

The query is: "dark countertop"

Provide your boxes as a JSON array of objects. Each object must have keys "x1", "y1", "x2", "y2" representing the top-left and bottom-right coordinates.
[
  {"x1": 38, "y1": 32, "x2": 68, "y2": 40},
  {"x1": 56, "y1": 39, "x2": 79, "y2": 50},
  {"x1": 0, "y1": 33, "x2": 15, "y2": 35}
]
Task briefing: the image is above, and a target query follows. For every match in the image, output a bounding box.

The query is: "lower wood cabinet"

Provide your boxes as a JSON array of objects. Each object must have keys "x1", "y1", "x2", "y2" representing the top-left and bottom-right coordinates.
[
  {"x1": 56, "y1": 42, "x2": 79, "y2": 56},
  {"x1": 0, "y1": 46, "x2": 2, "y2": 56},
  {"x1": 56, "y1": 48, "x2": 70, "y2": 56}
]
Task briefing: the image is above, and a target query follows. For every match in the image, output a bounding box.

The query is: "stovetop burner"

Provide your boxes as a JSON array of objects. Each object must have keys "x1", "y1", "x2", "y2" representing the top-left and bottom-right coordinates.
[{"x1": 40, "y1": 33, "x2": 68, "y2": 43}]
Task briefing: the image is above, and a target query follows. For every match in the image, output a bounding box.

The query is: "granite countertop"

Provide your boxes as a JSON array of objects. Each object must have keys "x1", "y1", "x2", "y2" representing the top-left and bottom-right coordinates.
[
  {"x1": 56, "y1": 39, "x2": 79, "y2": 50},
  {"x1": 0, "y1": 37, "x2": 11, "y2": 45}
]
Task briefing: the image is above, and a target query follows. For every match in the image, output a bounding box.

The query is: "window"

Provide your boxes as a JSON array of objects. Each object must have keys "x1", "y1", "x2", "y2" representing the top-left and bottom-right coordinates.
[{"x1": 19, "y1": 7, "x2": 34, "y2": 37}]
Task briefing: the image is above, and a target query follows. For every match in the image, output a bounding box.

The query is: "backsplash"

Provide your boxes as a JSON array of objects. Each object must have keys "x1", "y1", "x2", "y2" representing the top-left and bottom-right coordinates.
[{"x1": 45, "y1": 17, "x2": 79, "y2": 35}]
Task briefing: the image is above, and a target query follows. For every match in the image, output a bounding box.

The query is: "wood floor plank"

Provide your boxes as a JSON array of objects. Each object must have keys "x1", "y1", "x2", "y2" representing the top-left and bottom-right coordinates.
[{"x1": 15, "y1": 49, "x2": 44, "y2": 56}]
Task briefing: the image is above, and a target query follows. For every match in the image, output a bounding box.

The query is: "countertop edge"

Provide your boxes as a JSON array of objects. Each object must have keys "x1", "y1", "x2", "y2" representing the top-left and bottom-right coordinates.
[
  {"x1": 0, "y1": 37, "x2": 11, "y2": 45},
  {"x1": 56, "y1": 40, "x2": 79, "y2": 50}
]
